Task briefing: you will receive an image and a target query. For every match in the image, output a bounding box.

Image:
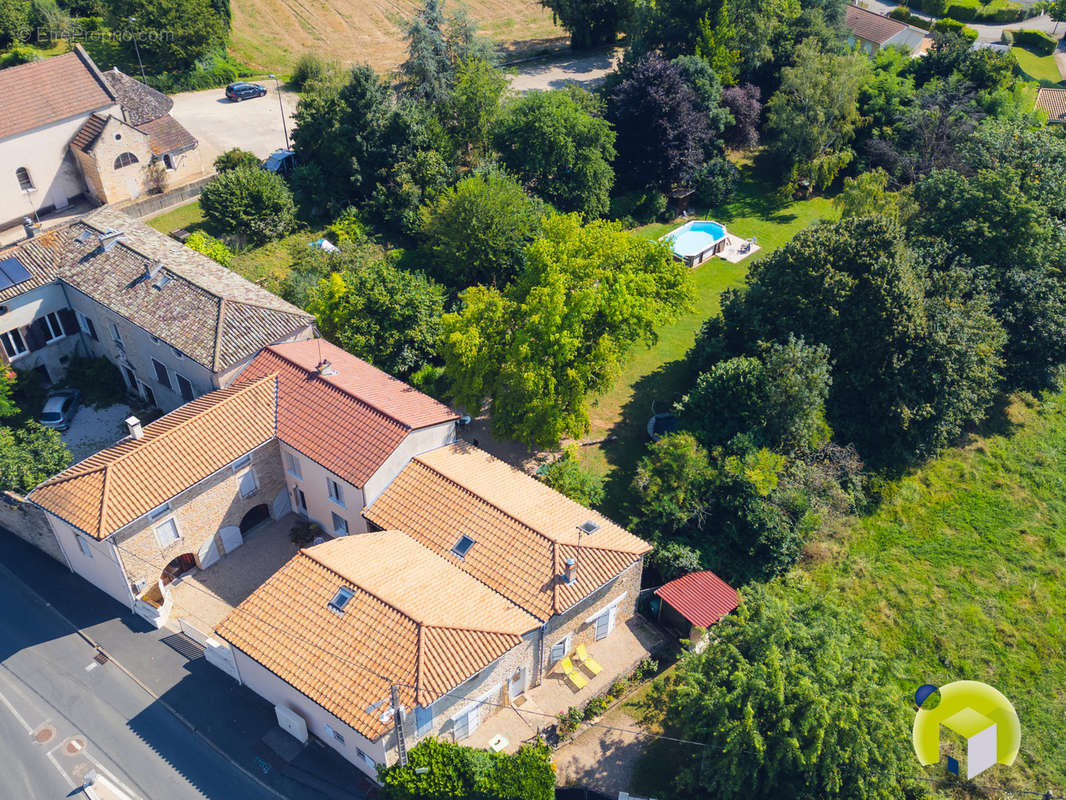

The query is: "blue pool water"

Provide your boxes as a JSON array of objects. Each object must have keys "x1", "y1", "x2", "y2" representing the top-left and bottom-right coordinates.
[{"x1": 666, "y1": 221, "x2": 727, "y2": 258}]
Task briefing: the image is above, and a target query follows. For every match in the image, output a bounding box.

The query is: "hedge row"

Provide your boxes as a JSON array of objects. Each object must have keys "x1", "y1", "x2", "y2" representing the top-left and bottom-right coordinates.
[
  {"x1": 1007, "y1": 28, "x2": 1059, "y2": 54},
  {"x1": 889, "y1": 6, "x2": 934, "y2": 29}
]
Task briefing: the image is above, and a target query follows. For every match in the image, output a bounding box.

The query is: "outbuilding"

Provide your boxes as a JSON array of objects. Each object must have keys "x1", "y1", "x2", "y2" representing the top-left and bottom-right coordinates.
[{"x1": 654, "y1": 570, "x2": 738, "y2": 642}]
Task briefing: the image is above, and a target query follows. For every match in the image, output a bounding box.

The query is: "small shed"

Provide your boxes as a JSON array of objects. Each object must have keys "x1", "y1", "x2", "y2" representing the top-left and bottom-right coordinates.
[{"x1": 654, "y1": 570, "x2": 738, "y2": 642}]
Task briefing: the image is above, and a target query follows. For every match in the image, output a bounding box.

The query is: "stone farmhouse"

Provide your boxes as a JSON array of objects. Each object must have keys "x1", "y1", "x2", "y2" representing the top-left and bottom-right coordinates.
[
  {"x1": 0, "y1": 207, "x2": 314, "y2": 408},
  {"x1": 28, "y1": 338, "x2": 652, "y2": 781},
  {"x1": 0, "y1": 45, "x2": 206, "y2": 229}
]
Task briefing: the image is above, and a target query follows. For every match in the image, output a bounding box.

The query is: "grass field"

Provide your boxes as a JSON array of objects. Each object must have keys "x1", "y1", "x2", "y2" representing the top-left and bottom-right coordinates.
[
  {"x1": 580, "y1": 166, "x2": 839, "y2": 518},
  {"x1": 770, "y1": 391, "x2": 1066, "y2": 790},
  {"x1": 1012, "y1": 46, "x2": 1064, "y2": 86},
  {"x1": 146, "y1": 201, "x2": 323, "y2": 293},
  {"x1": 229, "y1": 0, "x2": 564, "y2": 73}
]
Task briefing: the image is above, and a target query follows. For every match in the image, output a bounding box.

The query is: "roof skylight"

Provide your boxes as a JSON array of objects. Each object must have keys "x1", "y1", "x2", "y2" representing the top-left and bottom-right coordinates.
[
  {"x1": 451, "y1": 534, "x2": 476, "y2": 559},
  {"x1": 577, "y1": 520, "x2": 600, "y2": 535}
]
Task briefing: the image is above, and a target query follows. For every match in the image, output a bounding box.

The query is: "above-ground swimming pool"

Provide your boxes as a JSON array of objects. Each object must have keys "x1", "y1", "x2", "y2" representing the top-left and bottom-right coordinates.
[{"x1": 663, "y1": 220, "x2": 727, "y2": 266}]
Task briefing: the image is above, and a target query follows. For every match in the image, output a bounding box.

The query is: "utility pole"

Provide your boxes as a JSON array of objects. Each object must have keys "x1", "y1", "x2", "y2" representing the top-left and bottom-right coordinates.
[
  {"x1": 128, "y1": 17, "x2": 147, "y2": 85},
  {"x1": 268, "y1": 74, "x2": 290, "y2": 151}
]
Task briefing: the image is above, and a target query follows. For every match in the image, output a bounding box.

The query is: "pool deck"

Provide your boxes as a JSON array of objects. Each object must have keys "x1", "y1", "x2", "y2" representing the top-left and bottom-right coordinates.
[
  {"x1": 661, "y1": 221, "x2": 761, "y2": 265},
  {"x1": 718, "y1": 234, "x2": 761, "y2": 263}
]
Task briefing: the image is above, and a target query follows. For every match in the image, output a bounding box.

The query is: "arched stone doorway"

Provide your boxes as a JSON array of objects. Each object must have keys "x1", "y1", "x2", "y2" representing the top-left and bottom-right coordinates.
[
  {"x1": 161, "y1": 553, "x2": 197, "y2": 585},
  {"x1": 239, "y1": 504, "x2": 271, "y2": 534}
]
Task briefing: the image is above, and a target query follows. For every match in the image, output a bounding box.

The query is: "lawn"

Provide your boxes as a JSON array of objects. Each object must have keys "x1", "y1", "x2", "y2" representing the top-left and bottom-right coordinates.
[
  {"x1": 146, "y1": 200, "x2": 323, "y2": 294},
  {"x1": 1012, "y1": 46, "x2": 1063, "y2": 86},
  {"x1": 580, "y1": 165, "x2": 839, "y2": 518},
  {"x1": 772, "y1": 390, "x2": 1066, "y2": 790}
]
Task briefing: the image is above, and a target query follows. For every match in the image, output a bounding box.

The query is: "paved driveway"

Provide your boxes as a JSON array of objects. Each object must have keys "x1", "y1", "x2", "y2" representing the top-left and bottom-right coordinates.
[{"x1": 169, "y1": 84, "x2": 298, "y2": 167}]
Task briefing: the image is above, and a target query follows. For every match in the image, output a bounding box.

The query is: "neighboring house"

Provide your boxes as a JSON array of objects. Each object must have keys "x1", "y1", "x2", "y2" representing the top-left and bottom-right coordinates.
[
  {"x1": 29, "y1": 339, "x2": 651, "y2": 781},
  {"x1": 1035, "y1": 87, "x2": 1066, "y2": 123},
  {"x1": 0, "y1": 207, "x2": 314, "y2": 409},
  {"x1": 0, "y1": 45, "x2": 205, "y2": 229},
  {"x1": 845, "y1": 5, "x2": 931, "y2": 56}
]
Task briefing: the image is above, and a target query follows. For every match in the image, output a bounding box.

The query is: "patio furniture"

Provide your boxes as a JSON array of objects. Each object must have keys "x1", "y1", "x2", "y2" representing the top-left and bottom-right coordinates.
[
  {"x1": 559, "y1": 656, "x2": 588, "y2": 690},
  {"x1": 575, "y1": 644, "x2": 602, "y2": 676}
]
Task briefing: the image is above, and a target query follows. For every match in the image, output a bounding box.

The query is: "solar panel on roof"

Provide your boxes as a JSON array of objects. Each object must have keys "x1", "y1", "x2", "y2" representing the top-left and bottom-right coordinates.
[{"x1": 0, "y1": 256, "x2": 31, "y2": 292}]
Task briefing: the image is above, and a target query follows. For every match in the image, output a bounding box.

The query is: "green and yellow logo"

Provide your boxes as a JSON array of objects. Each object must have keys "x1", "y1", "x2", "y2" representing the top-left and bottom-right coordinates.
[{"x1": 912, "y1": 680, "x2": 1020, "y2": 780}]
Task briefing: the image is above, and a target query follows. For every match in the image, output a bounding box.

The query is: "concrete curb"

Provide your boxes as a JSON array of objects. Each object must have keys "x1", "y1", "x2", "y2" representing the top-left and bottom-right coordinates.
[{"x1": 0, "y1": 560, "x2": 287, "y2": 800}]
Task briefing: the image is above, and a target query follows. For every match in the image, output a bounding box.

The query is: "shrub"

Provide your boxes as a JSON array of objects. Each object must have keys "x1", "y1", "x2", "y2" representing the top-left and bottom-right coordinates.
[
  {"x1": 634, "y1": 657, "x2": 659, "y2": 681},
  {"x1": 61, "y1": 357, "x2": 126, "y2": 408},
  {"x1": 1012, "y1": 28, "x2": 1058, "y2": 55},
  {"x1": 185, "y1": 230, "x2": 234, "y2": 266},
  {"x1": 409, "y1": 364, "x2": 449, "y2": 400},
  {"x1": 583, "y1": 695, "x2": 610, "y2": 720},
  {"x1": 326, "y1": 207, "x2": 368, "y2": 247},
  {"x1": 888, "y1": 6, "x2": 934, "y2": 28},
  {"x1": 557, "y1": 706, "x2": 583, "y2": 735},
  {"x1": 199, "y1": 166, "x2": 296, "y2": 245},
  {"x1": 945, "y1": 0, "x2": 981, "y2": 20},
  {"x1": 976, "y1": 0, "x2": 1024, "y2": 22},
  {"x1": 214, "y1": 148, "x2": 261, "y2": 172},
  {"x1": 648, "y1": 540, "x2": 704, "y2": 582},
  {"x1": 932, "y1": 17, "x2": 979, "y2": 41},
  {"x1": 537, "y1": 446, "x2": 605, "y2": 507},
  {"x1": 922, "y1": 0, "x2": 948, "y2": 15},
  {"x1": 610, "y1": 678, "x2": 629, "y2": 697},
  {"x1": 0, "y1": 44, "x2": 39, "y2": 68},
  {"x1": 290, "y1": 52, "x2": 341, "y2": 91},
  {"x1": 609, "y1": 191, "x2": 670, "y2": 224}
]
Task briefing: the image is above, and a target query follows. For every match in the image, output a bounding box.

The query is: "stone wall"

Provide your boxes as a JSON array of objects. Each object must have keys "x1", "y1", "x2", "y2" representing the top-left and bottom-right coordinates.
[
  {"x1": 113, "y1": 439, "x2": 287, "y2": 592},
  {"x1": 0, "y1": 491, "x2": 67, "y2": 564}
]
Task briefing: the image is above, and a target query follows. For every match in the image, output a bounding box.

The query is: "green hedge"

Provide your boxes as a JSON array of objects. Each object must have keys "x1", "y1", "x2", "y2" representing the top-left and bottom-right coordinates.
[
  {"x1": 944, "y1": 0, "x2": 981, "y2": 21},
  {"x1": 933, "y1": 16, "x2": 979, "y2": 41},
  {"x1": 976, "y1": 0, "x2": 1026, "y2": 22},
  {"x1": 1011, "y1": 28, "x2": 1059, "y2": 55},
  {"x1": 889, "y1": 6, "x2": 934, "y2": 29}
]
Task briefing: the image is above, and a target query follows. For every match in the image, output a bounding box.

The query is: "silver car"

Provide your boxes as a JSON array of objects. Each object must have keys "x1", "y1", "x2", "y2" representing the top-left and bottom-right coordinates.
[{"x1": 39, "y1": 389, "x2": 81, "y2": 431}]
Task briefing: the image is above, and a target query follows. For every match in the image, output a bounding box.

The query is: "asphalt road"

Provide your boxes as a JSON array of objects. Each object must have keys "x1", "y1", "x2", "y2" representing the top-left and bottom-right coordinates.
[{"x1": 0, "y1": 561, "x2": 278, "y2": 800}]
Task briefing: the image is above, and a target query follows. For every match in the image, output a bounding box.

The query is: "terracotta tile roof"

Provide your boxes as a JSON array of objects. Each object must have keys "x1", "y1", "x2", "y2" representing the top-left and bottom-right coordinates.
[
  {"x1": 0, "y1": 46, "x2": 116, "y2": 140},
  {"x1": 1036, "y1": 88, "x2": 1066, "y2": 123},
  {"x1": 7, "y1": 209, "x2": 313, "y2": 371},
  {"x1": 655, "y1": 571, "x2": 738, "y2": 628},
  {"x1": 215, "y1": 531, "x2": 539, "y2": 738},
  {"x1": 101, "y1": 68, "x2": 173, "y2": 126},
  {"x1": 366, "y1": 442, "x2": 650, "y2": 620},
  {"x1": 29, "y1": 376, "x2": 277, "y2": 538},
  {"x1": 845, "y1": 4, "x2": 908, "y2": 45},
  {"x1": 136, "y1": 113, "x2": 197, "y2": 156},
  {"x1": 71, "y1": 113, "x2": 108, "y2": 152},
  {"x1": 239, "y1": 342, "x2": 458, "y2": 488}
]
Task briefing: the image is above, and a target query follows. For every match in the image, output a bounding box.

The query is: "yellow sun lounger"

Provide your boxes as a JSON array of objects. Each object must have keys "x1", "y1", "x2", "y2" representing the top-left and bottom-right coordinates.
[
  {"x1": 575, "y1": 644, "x2": 603, "y2": 676},
  {"x1": 559, "y1": 656, "x2": 588, "y2": 690}
]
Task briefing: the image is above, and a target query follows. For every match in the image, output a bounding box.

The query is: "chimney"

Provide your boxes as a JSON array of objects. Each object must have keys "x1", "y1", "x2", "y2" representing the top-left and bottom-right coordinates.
[
  {"x1": 22, "y1": 217, "x2": 36, "y2": 239},
  {"x1": 124, "y1": 416, "x2": 143, "y2": 440},
  {"x1": 315, "y1": 359, "x2": 337, "y2": 376},
  {"x1": 144, "y1": 260, "x2": 164, "y2": 280},
  {"x1": 98, "y1": 229, "x2": 125, "y2": 251},
  {"x1": 564, "y1": 557, "x2": 577, "y2": 585}
]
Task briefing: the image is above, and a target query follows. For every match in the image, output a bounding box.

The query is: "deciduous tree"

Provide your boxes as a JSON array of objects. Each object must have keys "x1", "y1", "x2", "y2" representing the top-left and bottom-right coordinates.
[
  {"x1": 199, "y1": 166, "x2": 295, "y2": 244},
  {"x1": 0, "y1": 423, "x2": 71, "y2": 493}
]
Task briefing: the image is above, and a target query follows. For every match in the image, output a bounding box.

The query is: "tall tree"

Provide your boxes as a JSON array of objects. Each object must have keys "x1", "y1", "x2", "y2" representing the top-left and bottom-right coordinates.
[
  {"x1": 445, "y1": 57, "x2": 508, "y2": 163},
  {"x1": 0, "y1": 424, "x2": 72, "y2": 494},
  {"x1": 540, "y1": 0, "x2": 632, "y2": 48},
  {"x1": 661, "y1": 587, "x2": 916, "y2": 799},
  {"x1": 110, "y1": 0, "x2": 228, "y2": 73},
  {"x1": 399, "y1": 0, "x2": 452, "y2": 106},
  {"x1": 765, "y1": 40, "x2": 869, "y2": 193},
  {"x1": 607, "y1": 53, "x2": 713, "y2": 191},
  {"x1": 441, "y1": 214, "x2": 692, "y2": 447},
  {"x1": 493, "y1": 89, "x2": 617, "y2": 218}
]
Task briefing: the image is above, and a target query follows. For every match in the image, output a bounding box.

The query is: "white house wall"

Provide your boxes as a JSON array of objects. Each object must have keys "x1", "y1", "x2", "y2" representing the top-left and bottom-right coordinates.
[
  {"x1": 1, "y1": 105, "x2": 120, "y2": 227},
  {"x1": 0, "y1": 283, "x2": 86, "y2": 380},
  {"x1": 278, "y1": 442, "x2": 367, "y2": 536},
  {"x1": 363, "y1": 421, "x2": 457, "y2": 506},
  {"x1": 46, "y1": 514, "x2": 134, "y2": 609},
  {"x1": 230, "y1": 647, "x2": 388, "y2": 781}
]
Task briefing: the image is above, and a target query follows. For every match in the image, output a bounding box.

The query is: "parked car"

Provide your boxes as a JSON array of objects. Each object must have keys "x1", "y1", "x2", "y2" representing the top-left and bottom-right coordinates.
[
  {"x1": 39, "y1": 389, "x2": 81, "y2": 431},
  {"x1": 263, "y1": 149, "x2": 296, "y2": 175},
  {"x1": 225, "y1": 82, "x2": 267, "y2": 102}
]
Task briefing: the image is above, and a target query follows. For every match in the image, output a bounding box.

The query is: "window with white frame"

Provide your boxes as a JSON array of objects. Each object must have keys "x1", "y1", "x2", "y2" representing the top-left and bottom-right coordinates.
[
  {"x1": 40, "y1": 311, "x2": 65, "y2": 342},
  {"x1": 283, "y1": 451, "x2": 301, "y2": 478},
  {"x1": 329, "y1": 586, "x2": 354, "y2": 613},
  {"x1": 324, "y1": 724, "x2": 345, "y2": 745},
  {"x1": 147, "y1": 502, "x2": 171, "y2": 521},
  {"x1": 357, "y1": 749, "x2": 376, "y2": 769},
  {"x1": 238, "y1": 469, "x2": 258, "y2": 498},
  {"x1": 154, "y1": 518, "x2": 180, "y2": 547},
  {"x1": 327, "y1": 478, "x2": 344, "y2": 506},
  {"x1": 75, "y1": 311, "x2": 98, "y2": 341},
  {"x1": 76, "y1": 535, "x2": 93, "y2": 558},
  {"x1": 331, "y1": 512, "x2": 348, "y2": 536},
  {"x1": 1, "y1": 329, "x2": 28, "y2": 359}
]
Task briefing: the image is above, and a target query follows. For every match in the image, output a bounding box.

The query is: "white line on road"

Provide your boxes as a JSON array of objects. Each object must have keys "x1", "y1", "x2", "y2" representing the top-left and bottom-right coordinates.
[
  {"x1": 0, "y1": 688, "x2": 33, "y2": 734},
  {"x1": 45, "y1": 750, "x2": 76, "y2": 789},
  {"x1": 85, "y1": 660, "x2": 99, "y2": 672}
]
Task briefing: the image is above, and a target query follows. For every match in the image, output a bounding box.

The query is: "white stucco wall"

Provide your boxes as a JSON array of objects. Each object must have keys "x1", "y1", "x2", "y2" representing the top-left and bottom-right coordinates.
[
  {"x1": 362, "y1": 421, "x2": 457, "y2": 507},
  {"x1": 231, "y1": 647, "x2": 387, "y2": 781},
  {"x1": 0, "y1": 284, "x2": 87, "y2": 380},
  {"x1": 0, "y1": 104, "x2": 120, "y2": 227},
  {"x1": 46, "y1": 514, "x2": 134, "y2": 609},
  {"x1": 279, "y1": 442, "x2": 367, "y2": 536}
]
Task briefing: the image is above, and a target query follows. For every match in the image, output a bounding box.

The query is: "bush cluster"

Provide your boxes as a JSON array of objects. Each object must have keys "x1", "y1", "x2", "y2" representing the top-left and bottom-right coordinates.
[{"x1": 1011, "y1": 28, "x2": 1058, "y2": 54}]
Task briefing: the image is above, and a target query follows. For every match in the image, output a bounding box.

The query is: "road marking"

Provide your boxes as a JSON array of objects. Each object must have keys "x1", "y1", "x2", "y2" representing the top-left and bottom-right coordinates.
[
  {"x1": 0, "y1": 688, "x2": 33, "y2": 734},
  {"x1": 85, "y1": 660, "x2": 99, "y2": 672},
  {"x1": 46, "y1": 749, "x2": 76, "y2": 789},
  {"x1": 85, "y1": 753, "x2": 142, "y2": 800}
]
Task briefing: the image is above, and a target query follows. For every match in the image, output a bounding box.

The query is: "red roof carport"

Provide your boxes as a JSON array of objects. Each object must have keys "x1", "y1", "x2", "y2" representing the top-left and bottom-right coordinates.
[{"x1": 654, "y1": 570, "x2": 739, "y2": 628}]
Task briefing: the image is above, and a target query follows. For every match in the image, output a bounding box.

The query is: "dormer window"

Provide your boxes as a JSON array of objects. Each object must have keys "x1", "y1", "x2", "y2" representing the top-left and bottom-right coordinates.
[
  {"x1": 329, "y1": 586, "x2": 354, "y2": 613},
  {"x1": 578, "y1": 520, "x2": 600, "y2": 535},
  {"x1": 16, "y1": 167, "x2": 34, "y2": 192},
  {"x1": 451, "y1": 535, "x2": 475, "y2": 559}
]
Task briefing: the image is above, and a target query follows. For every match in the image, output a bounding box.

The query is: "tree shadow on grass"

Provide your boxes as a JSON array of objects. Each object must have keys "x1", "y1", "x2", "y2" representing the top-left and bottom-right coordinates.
[{"x1": 598, "y1": 356, "x2": 697, "y2": 522}]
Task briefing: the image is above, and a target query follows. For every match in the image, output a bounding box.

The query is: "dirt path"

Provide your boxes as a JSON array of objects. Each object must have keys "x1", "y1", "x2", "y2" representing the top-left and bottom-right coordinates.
[
  {"x1": 553, "y1": 705, "x2": 649, "y2": 796},
  {"x1": 509, "y1": 48, "x2": 621, "y2": 92}
]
